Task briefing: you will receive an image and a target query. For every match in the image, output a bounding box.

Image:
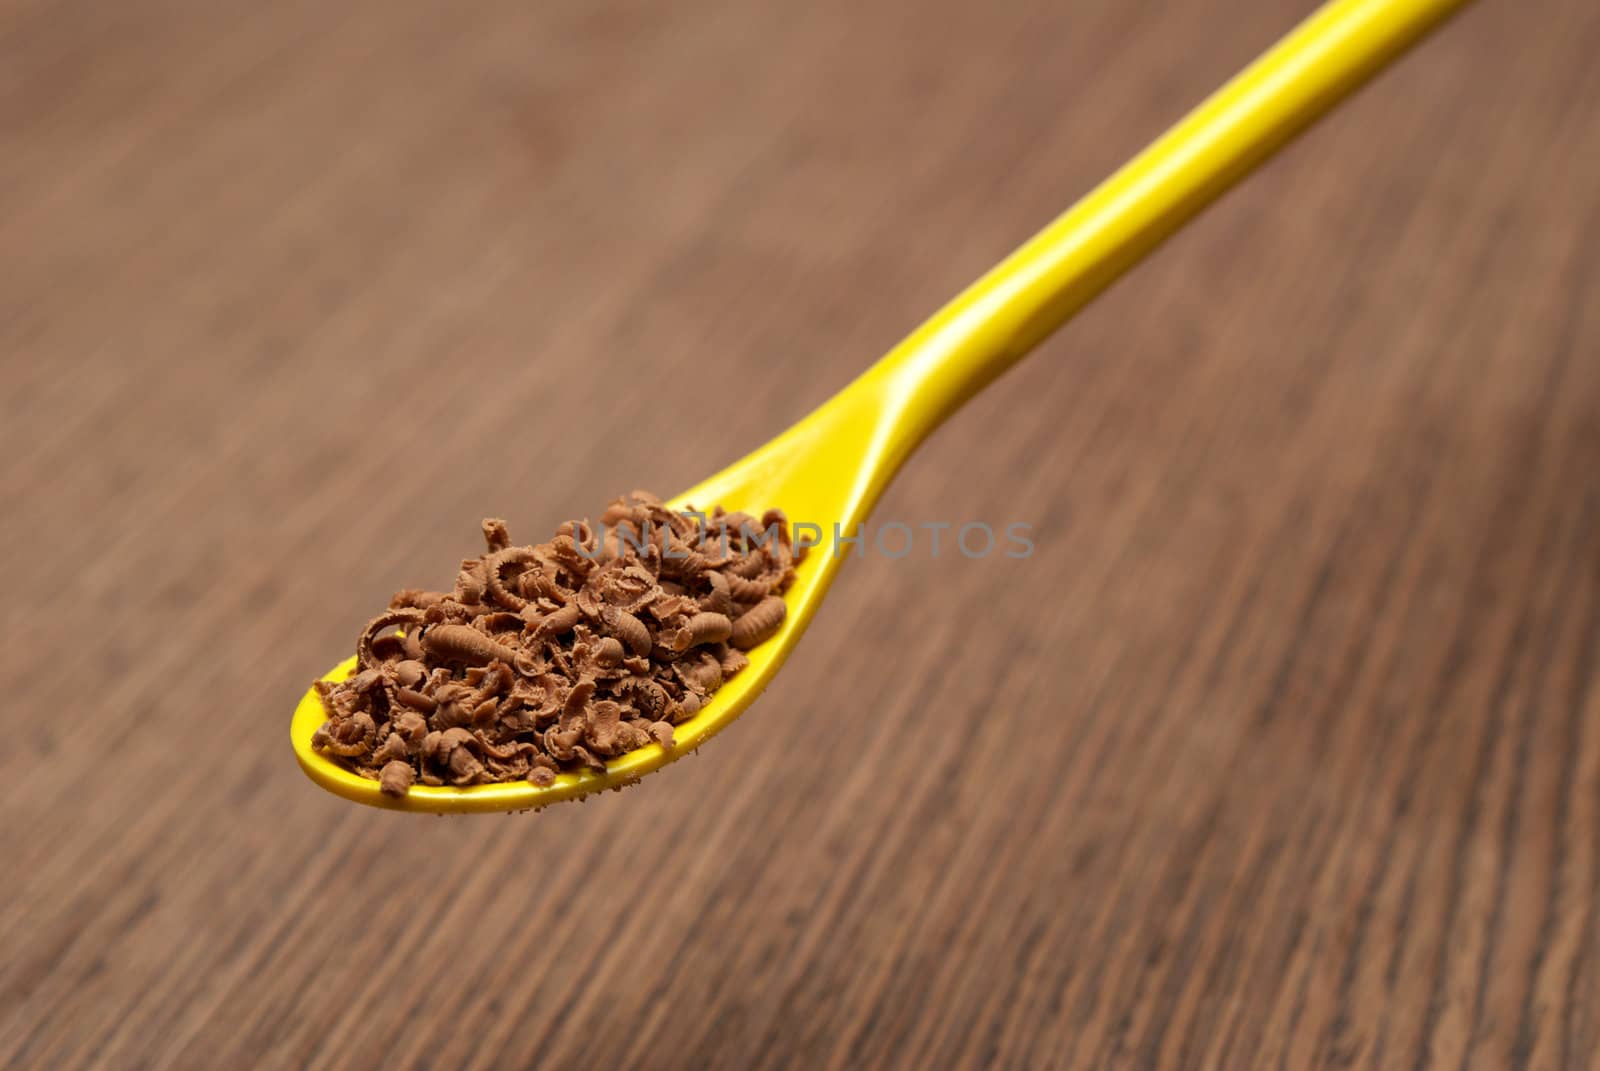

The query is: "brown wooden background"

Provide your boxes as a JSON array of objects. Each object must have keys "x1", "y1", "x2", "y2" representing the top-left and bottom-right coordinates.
[{"x1": 4, "y1": 0, "x2": 1599, "y2": 1067}]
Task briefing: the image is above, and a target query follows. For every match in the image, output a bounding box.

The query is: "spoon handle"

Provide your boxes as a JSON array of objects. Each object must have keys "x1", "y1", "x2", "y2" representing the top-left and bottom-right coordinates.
[{"x1": 851, "y1": 0, "x2": 1470, "y2": 460}]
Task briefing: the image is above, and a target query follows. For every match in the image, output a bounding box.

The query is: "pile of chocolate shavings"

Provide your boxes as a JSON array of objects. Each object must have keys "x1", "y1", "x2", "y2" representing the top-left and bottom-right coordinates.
[{"x1": 311, "y1": 490, "x2": 799, "y2": 798}]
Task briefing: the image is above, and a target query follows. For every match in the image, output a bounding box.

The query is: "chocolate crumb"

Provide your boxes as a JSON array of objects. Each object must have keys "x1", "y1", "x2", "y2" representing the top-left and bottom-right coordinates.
[{"x1": 312, "y1": 492, "x2": 799, "y2": 797}]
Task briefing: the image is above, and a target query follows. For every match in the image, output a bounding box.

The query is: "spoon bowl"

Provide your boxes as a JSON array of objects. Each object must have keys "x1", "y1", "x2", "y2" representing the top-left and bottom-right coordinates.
[
  {"x1": 290, "y1": 396, "x2": 882, "y2": 813},
  {"x1": 292, "y1": 0, "x2": 1469, "y2": 813}
]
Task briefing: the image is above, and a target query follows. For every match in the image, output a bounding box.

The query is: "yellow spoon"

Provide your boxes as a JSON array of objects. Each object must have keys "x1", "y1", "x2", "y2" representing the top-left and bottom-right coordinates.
[{"x1": 293, "y1": 0, "x2": 1470, "y2": 813}]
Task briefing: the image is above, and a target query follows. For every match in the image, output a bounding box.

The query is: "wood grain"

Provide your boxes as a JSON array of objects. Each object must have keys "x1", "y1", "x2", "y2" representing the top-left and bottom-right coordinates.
[{"x1": 2, "y1": 0, "x2": 1598, "y2": 1067}]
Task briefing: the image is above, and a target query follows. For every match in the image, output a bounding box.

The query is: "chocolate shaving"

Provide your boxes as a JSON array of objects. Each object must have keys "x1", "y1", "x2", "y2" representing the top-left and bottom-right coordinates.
[
  {"x1": 729, "y1": 596, "x2": 787, "y2": 649},
  {"x1": 601, "y1": 606, "x2": 653, "y2": 658},
  {"x1": 421, "y1": 625, "x2": 519, "y2": 667},
  {"x1": 357, "y1": 609, "x2": 426, "y2": 670},
  {"x1": 312, "y1": 492, "x2": 799, "y2": 797},
  {"x1": 379, "y1": 760, "x2": 415, "y2": 796}
]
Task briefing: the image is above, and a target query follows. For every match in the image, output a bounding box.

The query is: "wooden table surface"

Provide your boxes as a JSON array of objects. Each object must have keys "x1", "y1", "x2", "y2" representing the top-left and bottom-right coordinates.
[{"x1": 4, "y1": 0, "x2": 1599, "y2": 1067}]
